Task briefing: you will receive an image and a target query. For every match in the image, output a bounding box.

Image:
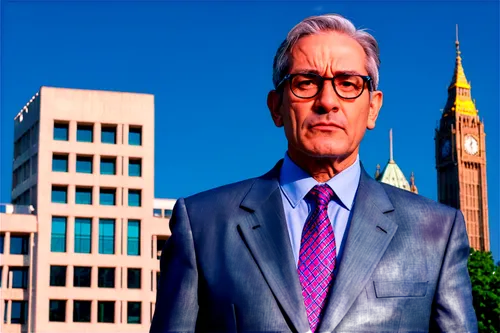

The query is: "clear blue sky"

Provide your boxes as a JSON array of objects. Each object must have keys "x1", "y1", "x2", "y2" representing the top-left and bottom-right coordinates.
[{"x1": 1, "y1": 1, "x2": 498, "y2": 261}]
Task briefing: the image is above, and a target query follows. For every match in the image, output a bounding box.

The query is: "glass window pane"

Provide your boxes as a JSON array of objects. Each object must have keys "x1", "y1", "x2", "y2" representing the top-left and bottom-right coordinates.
[
  {"x1": 73, "y1": 300, "x2": 91, "y2": 322},
  {"x1": 50, "y1": 266, "x2": 67, "y2": 287},
  {"x1": 128, "y1": 190, "x2": 141, "y2": 207},
  {"x1": 128, "y1": 159, "x2": 141, "y2": 177},
  {"x1": 128, "y1": 127, "x2": 142, "y2": 146},
  {"x1": 11, "y1": 301, "x2": 28, "y2": 324},
  {"x1": 76, "y1": 156, "x2": 93, "y2": 173},
  {"x1": 10, "y1": 235, "x2": 29, "y2": 255},
  {"x1": 73, "y1": 267, "x2": 91, "y2": 287},
  {"x1": 100, "y1": 157, "x2": 116, "y2": 175},
  {"x1": 51, "y1": 186, "x2": 67, "y2": 204},
  {"x1": 75, "y1": 188, "x2": 92, "y2": 205},
  {"x1": 98, "y1": 301, "x2": 114, "y2": 323},
  {"x1": 52, "y1": 154, "x2": 68, "y2": 172},
  {"x1": 99, "y1": 219, "x2": 115, "y2": 254},
  {"x1": 54, "y1": 123, "x2": 68, "y2": 141},
  {"x1": 101, "y1": 126, "x2": 117, "y2": 144},
  {"x1": 127, "y1": 220, "x2": 140, "y2": 256},
  {"x1": 77, "y1": 124, "x2": 93, "y2": 142},
  {"x1": 127, "y1": 302, "x2": 141, "y2": 324},
  {"x1": 99, "y1": 189, "x2": 116, "y2": 206},
  {"x1": 153, "y1": 209, "x2": 162, "y2": 217},
  {"x1": 49, "y1": 300, "x2": 66, "y2": 322},
  {"x1": 164, "y1": 209, "x2": 173, "y2": 219},
  {"x1": 10, "y1": 267, "x2": 28, "y2": 289},
  {"x1": 127, "y1": 268, "x2": 141, "y2": 289},
  {"x1": 75, "y1": 218, "x2": 92, "y2": 254},
  {"x1": 98, "y1": 268, "x2": 115, "y2": 288},
  {"x1": 51, "y1": 216, "x2": 67, "y2": 252}
]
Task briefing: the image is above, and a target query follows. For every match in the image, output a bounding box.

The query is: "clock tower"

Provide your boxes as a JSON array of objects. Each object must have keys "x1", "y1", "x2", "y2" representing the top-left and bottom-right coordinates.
[{"x1": 435, "y1": 27, "x2": 490, "y2": 251}]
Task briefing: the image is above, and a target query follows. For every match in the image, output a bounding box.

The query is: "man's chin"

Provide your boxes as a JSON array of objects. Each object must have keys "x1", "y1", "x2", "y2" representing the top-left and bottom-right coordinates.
[{"x1": 302, "y1": 149, "x2": 351, "y2": 160}]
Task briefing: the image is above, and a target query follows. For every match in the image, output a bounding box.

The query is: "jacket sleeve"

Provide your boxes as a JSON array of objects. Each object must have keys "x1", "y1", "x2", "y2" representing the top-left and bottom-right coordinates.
[
  {"x1": 429, "y1": 209, "x2": 478, "y2": 332},
  {"x1": 150, "y1": 198, "x2": 199, "y2": 333}
]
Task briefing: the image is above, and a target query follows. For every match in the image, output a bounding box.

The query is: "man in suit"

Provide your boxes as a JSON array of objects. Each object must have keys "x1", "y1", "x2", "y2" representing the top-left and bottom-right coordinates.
[{"x1": 151, "y1": 13, "x2": 477, "y2": 332}]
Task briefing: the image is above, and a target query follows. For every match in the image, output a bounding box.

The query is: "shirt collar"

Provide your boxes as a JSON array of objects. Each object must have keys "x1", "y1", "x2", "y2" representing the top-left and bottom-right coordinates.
[{"x1": 279, "y1": 152, "x2": 361, "y2": 210}]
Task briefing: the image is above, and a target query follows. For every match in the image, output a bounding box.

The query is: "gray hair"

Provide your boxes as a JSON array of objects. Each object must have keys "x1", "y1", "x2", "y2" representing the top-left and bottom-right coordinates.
[{"x1": 272, "y1": 14, "x2": 381, "y2": 90}]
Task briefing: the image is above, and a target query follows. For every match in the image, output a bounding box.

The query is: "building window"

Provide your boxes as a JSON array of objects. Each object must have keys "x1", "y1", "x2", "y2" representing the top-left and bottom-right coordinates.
[
  {"x1": 51, "y1": 216, "x2": 67, "y2": 252},
  {"x1": 98, "y1": 267, "x2": 115, "y2": 288},
  {"x1": 99, "y1": 219, "x2": 115, "y2": 254},
  {"x1": 73, "y1": 300, "x2": 91, "y2": 323},
  {"x1": 10, "y1": 235, "x2": 29, "y2": 255},
  {"x1": 0, "y1": 234, "x2": 3, "y2": 254},
  {"x1": 50, "y1": 266, "x2": 67, "y2": 287},
  {"x1": 75, "y1": 187, "x2": 92, "y2": 205},
  {"x1": 128, "y1": 158, "x2": 141, "y2": 177},
  {"x1": 128, "y1": 126, "x2": 142, "y2": 146},
  {"x1": 164, "y1": 209, "x2": 173, "y2": 219},
  {"x1": 101, "y1": 125, "x2": 117, "y2": 144},
  {"x1": 51, "y1": 185, "x2": 68, "y2": 204},
  {"x1": 153, "y1": 209, "x2": 162, "y2": 217},
  {"x1": 99, "y1": 188, "x2": 116, "y2": 206},
  {"x1": 100, "y1": 157, "x2": 116, "y2": 175},
  {"x1": 127, "y1": 268, "x2": 141, "y2": 289},
  {"x1": 74, "y1": 267, "x2": 91, "y2": 287},
  {"x1": 76, "y1": 155, "x2": 93, "y2": 173},
  {"x1": 77, "y1": 123, "x2": 93, "y2": 142},
  {"x1": 54, "y1": 122, "x2": 69, "y2": 141},
  {"x1": 75, "y1": 218, "x2": 91, "y2": 254},
  {"x1": 98, "y1": 301, "x2": 115, "y2": 323},
  {"x1": 52, "y1": 154, "x2": 68, "y2": 172},
  {"x1": 156, "y1": 238, "x2": 167, "y2": 259},
  {"x1": 32, "y1": 154, "x2": 38, "y2": 175},
  {"x1": 0, "y1": 267, "x2": 2, "y2": 288},
  {"x1": 10, "y1": 301, "x2": 28, "y2": 324},
  {"x1": 127, "y1": 302, "x2": 141, "y2": 324},
  {"x1": 49, "y1": 300, "x2": 66, "y2": 322},
  {"x1": 10, "y1": 267, "x2": 28, "y2": 289},
  {"x1": 127, "y1": 220, "x2": 140, "y2": 256},
  {"x1": 128, "y1": 189, "x2": 141, "y2": 207}
]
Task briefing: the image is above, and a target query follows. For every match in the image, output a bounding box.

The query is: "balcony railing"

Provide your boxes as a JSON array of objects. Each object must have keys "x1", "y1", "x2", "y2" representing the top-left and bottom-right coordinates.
[{"x1": 0, "y1": 204, "x2": 35, "y2": 215}]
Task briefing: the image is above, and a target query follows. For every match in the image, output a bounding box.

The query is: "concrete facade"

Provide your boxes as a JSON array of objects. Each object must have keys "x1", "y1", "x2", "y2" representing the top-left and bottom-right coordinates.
[{"x1": 1, "y1": 87, "x2": 173, "y2": 333}]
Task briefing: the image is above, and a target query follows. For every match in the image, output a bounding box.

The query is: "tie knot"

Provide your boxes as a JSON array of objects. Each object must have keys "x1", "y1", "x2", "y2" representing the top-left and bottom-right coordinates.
[{"x1": 306, "y1": 184, "x2": 335, "y2": 207}]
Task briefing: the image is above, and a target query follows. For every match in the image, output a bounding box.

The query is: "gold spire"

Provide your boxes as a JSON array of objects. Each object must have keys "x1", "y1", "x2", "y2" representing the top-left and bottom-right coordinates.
[
  {"x1": 446, "y1": 24, "x2": 477, "y2": 117},
  {"x1": 449, "y1": 24, "x2": 470, "y2": 90}
]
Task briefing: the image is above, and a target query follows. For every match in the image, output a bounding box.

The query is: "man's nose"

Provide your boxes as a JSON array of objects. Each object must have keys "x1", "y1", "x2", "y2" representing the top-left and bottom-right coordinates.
[{"x1": 315, "y1": 81, "x2": 341, "y2": 113}]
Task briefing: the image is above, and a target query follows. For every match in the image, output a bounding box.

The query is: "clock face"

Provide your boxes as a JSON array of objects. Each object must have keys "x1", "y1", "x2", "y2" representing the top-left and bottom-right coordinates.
[
  {"x1": 441, "y1": 139, "x2": 451, "y2": 158},
  {"x1": 464, "y1": 135, "x2": 479, "y2": 155}
]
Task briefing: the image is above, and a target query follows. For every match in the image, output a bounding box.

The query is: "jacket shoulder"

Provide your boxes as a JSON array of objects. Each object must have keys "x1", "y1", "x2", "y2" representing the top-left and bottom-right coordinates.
[
  {"x1": 183, "y1": 177, "x2": 257, "y2": 212},
  {"x1": 379, "y1": 182, "x2": 458, "y2": 217}
]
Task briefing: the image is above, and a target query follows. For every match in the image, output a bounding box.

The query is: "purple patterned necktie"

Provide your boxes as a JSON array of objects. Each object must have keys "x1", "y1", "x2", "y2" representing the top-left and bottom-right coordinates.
[{"x1": 298, "y1": 184, "x2": 337, "y2": 333}]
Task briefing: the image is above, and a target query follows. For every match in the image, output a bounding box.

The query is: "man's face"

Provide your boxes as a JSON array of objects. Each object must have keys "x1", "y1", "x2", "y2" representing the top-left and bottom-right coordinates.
[{"x1": 268, "y1": 31, "x2": 383, "y2": 161}]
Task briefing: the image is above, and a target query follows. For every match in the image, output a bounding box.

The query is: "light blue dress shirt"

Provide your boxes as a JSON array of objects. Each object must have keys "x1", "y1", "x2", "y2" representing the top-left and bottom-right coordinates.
[{"x1": 279, "y1": 152, "x2": 361, "y2": 268}]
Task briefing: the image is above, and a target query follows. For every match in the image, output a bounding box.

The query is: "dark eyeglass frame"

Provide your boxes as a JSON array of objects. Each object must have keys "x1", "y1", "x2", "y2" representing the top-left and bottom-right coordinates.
[{"x1": 276, "y1": 72, "x2": 374, "y2": 100}]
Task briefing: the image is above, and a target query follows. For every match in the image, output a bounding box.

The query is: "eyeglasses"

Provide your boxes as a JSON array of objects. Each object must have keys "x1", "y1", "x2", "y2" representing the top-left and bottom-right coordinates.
[{"x1": 276, "y1": 72, "x2": 373, "y2": 99}]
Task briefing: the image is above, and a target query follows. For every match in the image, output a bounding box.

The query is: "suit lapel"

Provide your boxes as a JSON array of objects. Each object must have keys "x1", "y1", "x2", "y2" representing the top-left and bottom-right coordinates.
[
  {"x1": 238, "y1": 161, "x2": 310, "y2": 333},
  {"x1": 318, "y1": 167, "x2": 398, "y2": 332}
]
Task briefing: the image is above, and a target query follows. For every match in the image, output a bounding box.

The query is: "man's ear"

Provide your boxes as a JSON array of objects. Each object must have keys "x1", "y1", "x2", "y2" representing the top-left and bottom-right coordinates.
[
  {"x1": 267, "y1": 90, "x2": 284, "y2": 127},
  {"x1": 367, "y1": 90, "x2": 383, "y2": 130}
]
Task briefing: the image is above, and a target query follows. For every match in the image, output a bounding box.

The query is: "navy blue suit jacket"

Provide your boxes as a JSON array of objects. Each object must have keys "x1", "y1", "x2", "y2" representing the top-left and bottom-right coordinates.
[{"x1": 151, "y1": 161, "x2": 477, "y2": 332}]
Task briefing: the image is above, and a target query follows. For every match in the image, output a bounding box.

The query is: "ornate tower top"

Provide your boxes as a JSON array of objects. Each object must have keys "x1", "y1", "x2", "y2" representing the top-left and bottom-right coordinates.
[
  {"x1": 376, "y1": 129, "x2": 412, "y2": 192},
  {"x1": 444, "y1": 25, "x2": 478, "y2": 117},
  {"x1": 449, "y1": 25, "x2": 470, "y2": 90}
]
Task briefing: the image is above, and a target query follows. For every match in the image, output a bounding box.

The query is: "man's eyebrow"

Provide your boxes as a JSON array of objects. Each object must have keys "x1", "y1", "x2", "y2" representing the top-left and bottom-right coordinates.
[
  {"x1": 290, "y1": 69, "x2": 366, "y2": 76},
  {"x1": 291, "y1": 69, "x2": 321, "y2": 75}
]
